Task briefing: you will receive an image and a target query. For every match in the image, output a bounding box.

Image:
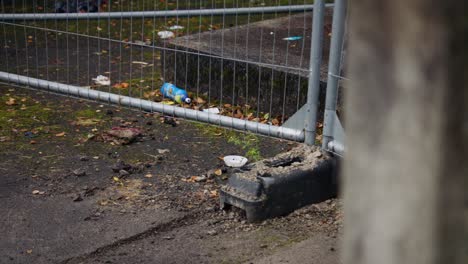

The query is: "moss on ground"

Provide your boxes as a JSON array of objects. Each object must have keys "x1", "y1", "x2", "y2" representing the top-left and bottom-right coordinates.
[{"x1": 194, "y1": 122, "x2": 262, "y2": 161}]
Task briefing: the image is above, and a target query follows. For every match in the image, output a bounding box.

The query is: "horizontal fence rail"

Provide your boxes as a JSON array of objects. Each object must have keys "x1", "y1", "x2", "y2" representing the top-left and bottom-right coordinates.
[
  {"x1": 0, "y1": 4, "x2": 334, "y2": 20},
  {"x1": 0, "y1": 71, "x2": 304, "y2": 141}
]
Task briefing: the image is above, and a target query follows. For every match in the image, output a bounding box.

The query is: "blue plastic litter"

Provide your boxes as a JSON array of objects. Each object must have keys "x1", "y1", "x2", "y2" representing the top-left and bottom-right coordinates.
[
  {"x1": 283, "y1": 36, "x2": 303, "y2": 41},
  {"x1": 160, "y1": 83, "x2": 191, "y2": 104}
]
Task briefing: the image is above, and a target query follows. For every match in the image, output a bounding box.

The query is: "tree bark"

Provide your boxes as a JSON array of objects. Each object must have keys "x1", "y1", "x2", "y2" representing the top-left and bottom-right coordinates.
[{"x1": 343, "y1": 1, "x2": 467, "y2": 264}]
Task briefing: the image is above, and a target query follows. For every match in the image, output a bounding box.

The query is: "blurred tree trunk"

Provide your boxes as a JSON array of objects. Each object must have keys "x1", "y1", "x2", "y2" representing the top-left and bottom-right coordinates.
[{"x1": 343, "y1": 0, "x2": 467, "y2": 264}]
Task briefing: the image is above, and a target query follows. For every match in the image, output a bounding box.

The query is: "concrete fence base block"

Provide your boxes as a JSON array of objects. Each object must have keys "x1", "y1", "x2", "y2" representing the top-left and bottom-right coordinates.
[{"x1": 220, "y1": 146, "x2": 339, "y2": 222}]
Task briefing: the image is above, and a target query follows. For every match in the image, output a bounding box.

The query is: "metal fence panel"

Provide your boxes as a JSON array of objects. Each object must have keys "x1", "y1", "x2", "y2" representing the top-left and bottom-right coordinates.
[{"x1": 0, "y1": 0, "x2": 340, "y2": 144}]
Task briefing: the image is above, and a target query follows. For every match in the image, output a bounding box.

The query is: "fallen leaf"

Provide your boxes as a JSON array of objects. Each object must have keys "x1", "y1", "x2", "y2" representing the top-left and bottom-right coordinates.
[
  {"x1": 55, "y1": 132, "x2": 66, "y2": 137},
  {"x1": 113, "y1": 176, "x2": 120, "y2": 182},
  {"x1": 26, "y1": 249, "x2": 33, "y2": 254},
  {"x1": 209, "y1": 190, "x2": 218, "y2": 198},
  {"x1": 5, "y1": 97, "x2": 16, "y2": 105},
  {"x1": 195, "y1": 97, "x2": 206, "y2": 104},
  {"x1": 113, "y1": 82, "x2": 130, "y2": 89},
  {"x1": 214, "y1": 169, "x2": 222, "y2": 176},
  {"x1": 29, "y1": 140, "x2": 37, "y2": 144},
  {"x1": 161, "y1": 101, "x2": 175, "y2": 105}
]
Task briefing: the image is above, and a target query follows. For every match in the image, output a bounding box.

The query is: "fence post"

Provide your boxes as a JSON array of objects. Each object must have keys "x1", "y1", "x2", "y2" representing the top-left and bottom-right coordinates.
[
  {"x1": 322, "y1": 0, "x2": 347, "y2": 149},
  {"x1": 304, "y1": 0, "x2": 325, "y2": 145}
]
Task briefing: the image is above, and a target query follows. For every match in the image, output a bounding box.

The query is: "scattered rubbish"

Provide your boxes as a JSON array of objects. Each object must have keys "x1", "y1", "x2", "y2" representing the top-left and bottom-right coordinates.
[
  {"x1": 283, "y1": 36, "x2": 303, "y2": 41},
  {"x1": 32, "y1": 190, "x2": 45, "y2": 195},
  {"x1": 92, "y1": 75, "x2": 110, "y2": 86},
  {"x1": 72, "y1": 168, "x2": 86, "y2": 177},
  {"x1": 223, "y1": 155, "x2": 248, "y2": 168},
  {"x1": 98, "y1": 127, "x2": 143, "y2": 145},
  {"x1": 157, "y1": 149, "x2": 170, "y2": 154},
  {"x1": 160, "y1": 83, "x2": 191, "y2": 104},
  {"x1": 169, "y1": 25, "x2": 184, "y2": 30},
  {"x1": 131, "y1": 61, "x2": 149, "y2": 66},
  {"x1": 203, "y1": 107, "x2": 220, "y2": 114},
  {"x1": 157, "y1": 31, "x2": 175, "y2": 39}
]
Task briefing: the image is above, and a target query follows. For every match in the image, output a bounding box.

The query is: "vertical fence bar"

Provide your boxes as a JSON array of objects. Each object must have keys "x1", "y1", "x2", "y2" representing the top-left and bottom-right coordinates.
[
  {"x1": 304, "y1": 0, "x2": 325, "y2": 145},
  {"x1": 322, "y1": 0, "x2": 347, "y2": 149}
]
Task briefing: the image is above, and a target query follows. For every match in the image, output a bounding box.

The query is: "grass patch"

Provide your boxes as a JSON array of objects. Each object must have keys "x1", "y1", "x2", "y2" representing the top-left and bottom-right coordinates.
[
  {"x1": 195, "y1": 122, "x2": 263, "y2": 161},
  {"x1": 76, "y1": 108, "x2": 104, "y2": 119},
  {"x1": 0, "y1": 93, "x2": 55, "y2": 136}
]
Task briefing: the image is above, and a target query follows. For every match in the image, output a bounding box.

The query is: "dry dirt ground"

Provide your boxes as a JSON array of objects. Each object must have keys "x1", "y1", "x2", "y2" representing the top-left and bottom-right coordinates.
[{"x1": 0, "y1": 85, "x2": 342, "y2": 264}]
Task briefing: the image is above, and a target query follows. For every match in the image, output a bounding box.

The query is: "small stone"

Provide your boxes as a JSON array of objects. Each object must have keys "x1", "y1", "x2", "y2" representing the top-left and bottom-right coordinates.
[
  {"x1": 112, "y1": 160, "x2": 133, "y2": 173},
  {"x1": 207, "y1": 229, "x2": 218, "y2": 236},
  {"x1": 73, "y1": 194, "x2": 83, "y2": 202},
  {"x1": 313, "y1": 151, "x2": 323, "y2": 158},
  {"x1": 119, "y1": 170, "x2": 130, "y2": 177},
  {"x1": 32, "y1": 190, "x2": 42, "y2": 195},
  {"x1": 73, "y1": 168, "x2": 86, "y2": 177},
  {"x1": 194, "y1": 175, "x2": 207, "y2": 182},
  {"x1": 157, "y1": 149, "x2": 170, "y2": 154}
]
